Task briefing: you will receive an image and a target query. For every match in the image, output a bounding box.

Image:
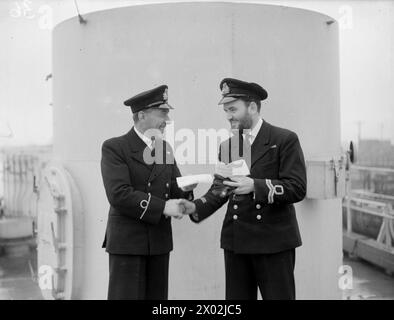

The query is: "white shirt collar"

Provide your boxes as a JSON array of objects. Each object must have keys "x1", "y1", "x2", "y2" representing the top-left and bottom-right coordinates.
[
  {"x1": 243, "y1": 118, "x2": 263, "y2": 144},
  {"x1": 134, "y1": 127, "x2": 154, "y2": 150}
]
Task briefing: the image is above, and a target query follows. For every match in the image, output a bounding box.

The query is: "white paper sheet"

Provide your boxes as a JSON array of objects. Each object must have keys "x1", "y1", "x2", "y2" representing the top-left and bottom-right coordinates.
[
  {"x1": 176, "y1": 174, "x2": 214, "y2": 188},
  {"x1": 215, "y1": 159, "x2": 250, "y2": 177},
  {"x1": 176, "y1": 159, "x2": 250, "y2": 189}
]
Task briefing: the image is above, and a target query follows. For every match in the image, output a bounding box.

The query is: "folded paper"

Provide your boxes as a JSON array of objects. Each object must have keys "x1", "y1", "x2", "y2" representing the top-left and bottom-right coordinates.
[
  {"x1": 176, "y1": 174, "x2": 214, "y2": 189},
  {"x1": 215, "y1": 159, "x2": 250, "y2": 177},
  {"x1": 176, "y1": 159, "x2": 250, "y2": 190}
]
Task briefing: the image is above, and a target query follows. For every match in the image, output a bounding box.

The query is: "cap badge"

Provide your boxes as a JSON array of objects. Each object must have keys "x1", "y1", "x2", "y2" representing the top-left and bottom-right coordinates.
[
  {"x1": 163, "y1": 88, "x2": 168, "y2": 102},
  {"x1": 222, "y1": 83, "x2": 230, "y2": 96}
]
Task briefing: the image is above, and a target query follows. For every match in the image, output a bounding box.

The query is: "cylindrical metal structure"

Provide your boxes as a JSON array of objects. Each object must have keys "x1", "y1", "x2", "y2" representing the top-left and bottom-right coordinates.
[{"x1": 50, "y1": 3, "x2": 341, "y2": 299}]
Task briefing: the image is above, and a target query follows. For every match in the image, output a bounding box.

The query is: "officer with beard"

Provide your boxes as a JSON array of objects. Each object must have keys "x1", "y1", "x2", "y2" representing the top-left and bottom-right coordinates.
[{"x1": 180, "y1": 78, "x2": 307, "y2": 300}]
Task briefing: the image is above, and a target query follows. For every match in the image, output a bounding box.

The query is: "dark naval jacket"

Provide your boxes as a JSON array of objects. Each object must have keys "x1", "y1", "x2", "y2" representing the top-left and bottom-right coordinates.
[
  {"x1": 191, "y1": 120, "x2": 306, "y2": 254},
  {"x1": 101, "y1": 127, "x2": 193, "y2": 255}
]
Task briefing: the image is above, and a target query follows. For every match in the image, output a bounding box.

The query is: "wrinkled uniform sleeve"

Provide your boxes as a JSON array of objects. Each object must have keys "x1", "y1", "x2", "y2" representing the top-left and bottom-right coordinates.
[
  {"x1": 253, "y1": 132, "x2": 307, "y2": 205},
  {"x1": 101, "y1": 139, "x2": 165, "y2": 225},
  {"x1": 189, "y1": 144, "x2": 229, "y2": 223}
]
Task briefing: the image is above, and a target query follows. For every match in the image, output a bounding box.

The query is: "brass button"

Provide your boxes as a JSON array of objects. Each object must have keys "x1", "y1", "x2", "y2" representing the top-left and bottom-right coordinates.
[
  {"x1": 148, "y1": 182, "x2": 151, "y2": 187},
  {"x1": 256, "y1": 204, "x2": 261, "y2": 209},
  {"x1": 256, "y1": 214, "x2": 262, "y2": 220},
  {"x1": 233, "y1": 204, "x2": 238, "y2": 210},
  {"x1": 166, "y1": 183, "x2": 170, "y2": 188},
  {"x1": 233, "y1": 214, "x2": 238, "y2": 220},
  {"x1": 165, "y1": 194, "x2": 169, "y2": 198}
]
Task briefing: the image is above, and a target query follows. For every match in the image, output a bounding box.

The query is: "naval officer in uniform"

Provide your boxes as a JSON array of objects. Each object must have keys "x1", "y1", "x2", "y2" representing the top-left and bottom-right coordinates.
[
  {"x1": 180, "y1": 78, "x2": 307, "y2": 300},
  {"x1": 101, "y1": 85, "x2": 194, "y2": 300}
]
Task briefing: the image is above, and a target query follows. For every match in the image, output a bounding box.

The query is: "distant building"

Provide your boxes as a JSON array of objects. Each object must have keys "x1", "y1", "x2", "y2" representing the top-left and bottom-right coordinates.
[{"x1": 357, "y1": 139, "x2": 394, "y2": 168}]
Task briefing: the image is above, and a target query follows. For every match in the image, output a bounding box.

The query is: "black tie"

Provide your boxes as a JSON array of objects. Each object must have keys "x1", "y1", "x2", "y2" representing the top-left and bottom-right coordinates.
[
  {"x1": 150, "y1": 137, "x2": 155, "y2": 159},
  {"x1": 238, "y1": 130, "x2": 244, "y2": 158}
]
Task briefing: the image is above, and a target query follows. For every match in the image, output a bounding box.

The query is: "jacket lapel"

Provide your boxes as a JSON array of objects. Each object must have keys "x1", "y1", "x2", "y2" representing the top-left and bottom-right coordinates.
[
  {"x1": 223, "y1": 120, "x2": 271, "y2": 169},
  {"x1": 125, "y1": 127, "x2": 153, "y2": 166},
  {"x1": 251, "y1": 120, "x2": 272, "y2": 168},
  {"x1": 125, "y1": 128, "x2": 170, "y2": 182},
  {"x1": 147, "y1": 138, "x2": 170, "y2": 183}
]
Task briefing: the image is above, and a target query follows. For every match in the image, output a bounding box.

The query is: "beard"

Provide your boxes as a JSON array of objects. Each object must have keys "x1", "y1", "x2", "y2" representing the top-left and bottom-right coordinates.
[{"x1": 238, "y1": 116, "x2": 253, "y2": 133}]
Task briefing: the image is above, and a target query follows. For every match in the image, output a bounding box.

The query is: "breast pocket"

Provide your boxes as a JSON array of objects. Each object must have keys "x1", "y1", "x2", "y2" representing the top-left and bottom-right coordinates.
[{"x1": 261, "y1": 146, "x2": 278, "y2": 162}]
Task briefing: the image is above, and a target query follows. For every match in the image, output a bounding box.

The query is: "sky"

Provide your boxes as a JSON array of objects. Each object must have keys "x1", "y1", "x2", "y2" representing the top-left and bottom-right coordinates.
[{"x1": 0, "y1": 0, "x2": 393, "y2": 147}]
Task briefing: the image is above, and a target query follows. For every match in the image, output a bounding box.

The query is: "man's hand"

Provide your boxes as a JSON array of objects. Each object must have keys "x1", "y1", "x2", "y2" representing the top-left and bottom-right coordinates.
[
  {"x1": 222, "y1": 176, "x2": 255, "y2": 195},
  {"x1": 212, "y1": 174, "x2": 236, "y2": 198},
  {"x1": 163, "y1": 199, "x2": 185, "y2": 219},
  {"x1": 181, "y1": 183, "x2": 198, "y2": 192},
  {"x1": 178, "y1": 199, "x2": 196, "y2": 215}
]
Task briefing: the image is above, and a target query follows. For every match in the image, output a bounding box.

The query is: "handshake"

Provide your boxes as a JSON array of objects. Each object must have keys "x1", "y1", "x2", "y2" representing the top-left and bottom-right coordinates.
[{"x1": 163, "y1": 199, "x2": 196, "y2": 219}]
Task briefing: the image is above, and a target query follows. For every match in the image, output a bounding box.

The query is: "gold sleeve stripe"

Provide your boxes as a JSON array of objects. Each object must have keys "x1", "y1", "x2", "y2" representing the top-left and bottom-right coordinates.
[{"x1": 139, "y1": 193, "x2": 151, "y2": 219}]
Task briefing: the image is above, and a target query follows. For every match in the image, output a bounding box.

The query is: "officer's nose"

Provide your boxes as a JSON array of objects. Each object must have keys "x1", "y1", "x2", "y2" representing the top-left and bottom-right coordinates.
[{"x1": 226, "y1": 112, "x2": 232, "y2": 121}]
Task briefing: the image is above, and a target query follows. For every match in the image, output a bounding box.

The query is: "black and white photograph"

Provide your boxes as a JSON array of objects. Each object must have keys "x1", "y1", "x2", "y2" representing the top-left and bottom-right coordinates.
[{"x1": 0, "y1": 0, "x2": 393, "y2": 306}]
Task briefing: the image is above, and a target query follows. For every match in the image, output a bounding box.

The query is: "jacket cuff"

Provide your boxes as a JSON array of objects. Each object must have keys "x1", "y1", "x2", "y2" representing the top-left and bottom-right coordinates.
[
  {"x1": 189, "y1": 197, "x2": 208, "y2": 223},
  {"x1": 254, "y1": 178, "x2": 284, "y2": 205},
  {"x1": 139, "y1": 193, "x2": 166, "y2": 225}
]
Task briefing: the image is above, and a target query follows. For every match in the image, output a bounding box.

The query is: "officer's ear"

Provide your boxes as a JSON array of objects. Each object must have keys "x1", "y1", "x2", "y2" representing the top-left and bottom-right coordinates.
[
  {"x1": 248, "y1": 101, "x2": 259, "y2": 114},
  {"x1": 137, "y1": 111, "x2": 146, "y2": 121}
]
